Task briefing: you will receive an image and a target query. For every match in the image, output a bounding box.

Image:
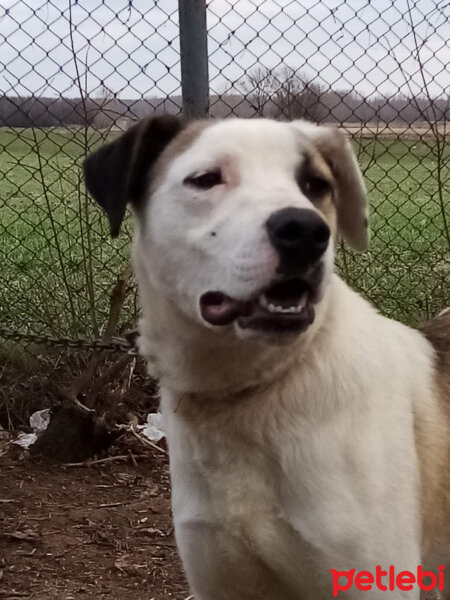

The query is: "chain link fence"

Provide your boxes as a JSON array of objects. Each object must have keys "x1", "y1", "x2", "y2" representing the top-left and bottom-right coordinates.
[{"x1": 1, "y1": 0, "x2": 449, "y2": 362}]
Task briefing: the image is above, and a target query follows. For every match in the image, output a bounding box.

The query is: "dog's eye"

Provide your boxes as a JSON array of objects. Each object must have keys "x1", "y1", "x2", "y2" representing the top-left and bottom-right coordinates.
[
  {"x1": 184, "y1": 169, "x2": 223, "y2": 190},
  {"x1": 301, "y1": 176, "x2": 331, "y2": 199}
]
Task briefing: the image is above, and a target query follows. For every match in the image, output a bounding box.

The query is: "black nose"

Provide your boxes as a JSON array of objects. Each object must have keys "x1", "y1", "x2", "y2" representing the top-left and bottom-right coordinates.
[{"x1": 266, "y1": 207, "x2": 330, "y2": 267}]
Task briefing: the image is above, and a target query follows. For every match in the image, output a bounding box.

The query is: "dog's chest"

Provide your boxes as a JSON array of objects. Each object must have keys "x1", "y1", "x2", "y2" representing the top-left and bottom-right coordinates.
[
  {"x1": 161, "y1": 387, "x2": 421, "y2": 599},
  {"x1": 166, "y1": 414, "x2": 318, "y2": 598}
]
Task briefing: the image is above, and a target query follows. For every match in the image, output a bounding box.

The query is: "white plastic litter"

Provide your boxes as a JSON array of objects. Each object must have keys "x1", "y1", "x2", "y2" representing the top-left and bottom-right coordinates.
[
  {"x1": 14, "y1": 408, "x2": 51, "y2": 449},
  {"x1": 140, "y1": 412, "x2": 165, "y2": 443},
  {"x1": 30, "y1": 409, "x2": 51, "y2": 432}
]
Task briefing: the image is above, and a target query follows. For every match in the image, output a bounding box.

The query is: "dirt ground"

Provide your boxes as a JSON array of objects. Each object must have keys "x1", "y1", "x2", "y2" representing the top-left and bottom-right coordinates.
[{"x1": 0, "y1": 442, "x2": 189, "y2": 600}]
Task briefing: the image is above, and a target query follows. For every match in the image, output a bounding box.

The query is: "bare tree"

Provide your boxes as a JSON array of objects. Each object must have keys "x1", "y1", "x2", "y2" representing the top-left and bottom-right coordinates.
[
  {"x1": 91, "y1": 83, "x2": 116, "y2": 128},
  {"x1": 239, "y1": 66, "x2": 277, "y2": 116},
  {"x1": 240, "y1": 66, "x2": 327, "y2": 122},
  {"x1": 272, "y1": 67, "x2": 326, "y2": 122}
]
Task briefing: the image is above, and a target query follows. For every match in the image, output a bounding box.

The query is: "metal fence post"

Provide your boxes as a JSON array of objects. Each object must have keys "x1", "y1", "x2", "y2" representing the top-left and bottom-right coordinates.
[{"x1": 178, "y1": 0, "x2": 210, "y2": 118}]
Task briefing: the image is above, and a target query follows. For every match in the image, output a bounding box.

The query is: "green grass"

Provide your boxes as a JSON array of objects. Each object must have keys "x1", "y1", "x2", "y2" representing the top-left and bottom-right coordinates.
[
  {"x1": 0, "y1": 128, "x2": 449, "y2": 346},
  {"x1": 339, "y1": 137, "x2": 450, "y2": 321},
  {"x1": 0, "y1": 127, "x2": 136, "y2": 339}
]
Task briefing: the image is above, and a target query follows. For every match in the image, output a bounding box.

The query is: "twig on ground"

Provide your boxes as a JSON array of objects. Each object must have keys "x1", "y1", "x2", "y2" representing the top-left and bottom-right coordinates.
[
  {"x1": 127, "y1": 426, "x2": 167, "y2": 455},
  {"x1": 88, "y1": 353, "x2": 131, "y2": 399},
  {"x1": 62, "y1": 454, "x2": 130, "y2": 467},
  {"x1": 128, "y1": 449, "x2": 138, "y2": 467}
]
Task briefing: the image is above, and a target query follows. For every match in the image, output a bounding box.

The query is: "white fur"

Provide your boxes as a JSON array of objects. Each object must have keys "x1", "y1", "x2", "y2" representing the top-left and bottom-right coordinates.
[{"x1": 131, "y1": 119, "x2": 443, "y2": 599}]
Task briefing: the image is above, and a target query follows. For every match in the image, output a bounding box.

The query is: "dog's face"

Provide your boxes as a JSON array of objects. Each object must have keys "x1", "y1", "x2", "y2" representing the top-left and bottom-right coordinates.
[{"x1": 84, "y1": 116, "x2": 368, "y2": 345}]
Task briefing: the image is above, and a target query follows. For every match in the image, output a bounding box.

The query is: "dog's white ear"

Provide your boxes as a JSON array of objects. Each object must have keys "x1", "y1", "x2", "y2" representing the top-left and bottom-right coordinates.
[
  {"x1": 293, "y1": 122, "x2": 369, "y2": 251},
  {"x1": 83, "y1": 115, "x2": 184, "y2": 237}
]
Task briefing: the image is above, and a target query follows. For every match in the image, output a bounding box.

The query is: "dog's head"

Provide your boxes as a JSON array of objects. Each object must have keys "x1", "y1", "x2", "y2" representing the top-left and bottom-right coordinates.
[{"x1": 84, "y1": 116, "x2": 367, "y2": 347}]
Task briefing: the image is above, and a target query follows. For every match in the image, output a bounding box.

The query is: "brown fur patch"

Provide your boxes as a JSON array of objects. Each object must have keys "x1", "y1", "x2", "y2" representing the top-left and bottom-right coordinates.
[
  {"x1": 150, "y1": 120, "x2": 212, "y2": 191},
  {"x1": 301, "y1": 127, "x2": 368, "y2": 251},
  {"x1": 296, "y1": 151, "x2": 337, "y2": 240},
  {"x1": 419, "y1": 308, "x2": 450, "y2": 425},
  {"x1": 420, "y1": 309, "x2": 450, "y2": 369},
  {"x1": 416, "y1": 310, "x2": 450, "y2": 557}
]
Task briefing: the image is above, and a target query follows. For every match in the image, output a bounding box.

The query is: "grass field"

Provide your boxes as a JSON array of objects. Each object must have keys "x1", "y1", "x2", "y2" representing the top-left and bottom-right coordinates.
[
  {"x1": 0, "y1": 127, "x2": 134, "y2": 341},
  {"x1": 1, "y1": 127, "x2": 449, "y2": 346},
  {"x1": 342, "y1": 136, "x2": 449, "y2": 320}
]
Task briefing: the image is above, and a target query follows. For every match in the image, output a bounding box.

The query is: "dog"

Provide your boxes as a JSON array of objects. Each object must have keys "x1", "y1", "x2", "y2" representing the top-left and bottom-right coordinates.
[{"x1": 84, "y1": 115, "x2": 450, "y2": 599}]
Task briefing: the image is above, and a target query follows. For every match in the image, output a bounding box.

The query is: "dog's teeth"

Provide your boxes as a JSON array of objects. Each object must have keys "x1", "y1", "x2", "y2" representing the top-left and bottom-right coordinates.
[
  {"x1": 298, "y1": 294, "x2": 307, "y2": 308},
  {"x1": 262, "y1": 292, "x2": 309, "y2": 314},
  {"x1": 268, "y1": 303, "x2": 283, "y2": 313},
  {"x1": 266, "y1": 302, "x2": 305, "y2": 314},
  {"x1": 260, "y1": 292, "x2": 309, "y2": 314}
]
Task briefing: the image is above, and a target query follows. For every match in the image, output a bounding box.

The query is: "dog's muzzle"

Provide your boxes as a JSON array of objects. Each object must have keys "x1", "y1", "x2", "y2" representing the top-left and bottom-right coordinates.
[{"x1": 199, "y1": 207, "x2": 329, "y2": 336}]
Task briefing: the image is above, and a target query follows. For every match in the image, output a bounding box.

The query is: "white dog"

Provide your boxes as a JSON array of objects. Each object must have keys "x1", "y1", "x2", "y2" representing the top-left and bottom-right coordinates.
[{"x1": 84, "y1": 116, "x2": 450, "y2": 599}]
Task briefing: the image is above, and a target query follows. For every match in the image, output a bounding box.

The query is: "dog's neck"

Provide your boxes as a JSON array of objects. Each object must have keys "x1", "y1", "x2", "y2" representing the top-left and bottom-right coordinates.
[{"x1": 137, "y1": 275, "x2": 339, "y2": 397}]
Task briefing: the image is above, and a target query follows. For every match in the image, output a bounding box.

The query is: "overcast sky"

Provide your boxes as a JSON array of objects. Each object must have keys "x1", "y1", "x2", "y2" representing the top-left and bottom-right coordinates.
[{"x1": 1, "y1": 0, "x2": 449, "y2": 100}]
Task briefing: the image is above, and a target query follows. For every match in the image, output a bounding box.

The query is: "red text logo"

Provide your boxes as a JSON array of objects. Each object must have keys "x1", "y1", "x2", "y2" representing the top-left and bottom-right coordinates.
[{"x1": 331, "y1": 565, "x2": 445, "y2": 597}]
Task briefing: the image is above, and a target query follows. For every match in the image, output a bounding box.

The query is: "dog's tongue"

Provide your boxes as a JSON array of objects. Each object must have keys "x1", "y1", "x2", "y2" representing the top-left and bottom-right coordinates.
[{"x1": 200, "y1": 292, "x2": 252, "y2": 326}]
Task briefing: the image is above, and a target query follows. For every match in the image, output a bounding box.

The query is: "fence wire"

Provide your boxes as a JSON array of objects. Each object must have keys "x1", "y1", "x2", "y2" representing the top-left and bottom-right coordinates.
[{"x1": 0, "y1": 0, "x2": 449, "y2": 359}]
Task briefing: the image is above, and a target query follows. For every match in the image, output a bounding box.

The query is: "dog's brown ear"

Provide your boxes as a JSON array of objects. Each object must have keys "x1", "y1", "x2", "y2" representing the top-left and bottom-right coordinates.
[
  {"x1": 83, "y1": 115, "x2": 184, "y2": 237},
  {"x1": 293, "y1": 123, "x2": 369, "y2": 251}
]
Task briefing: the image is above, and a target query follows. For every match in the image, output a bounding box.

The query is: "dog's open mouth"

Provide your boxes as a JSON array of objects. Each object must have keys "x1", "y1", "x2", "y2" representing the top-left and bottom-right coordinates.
[{"x1": 200, "y1": 278, "x2": 316, "y2": 334}]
